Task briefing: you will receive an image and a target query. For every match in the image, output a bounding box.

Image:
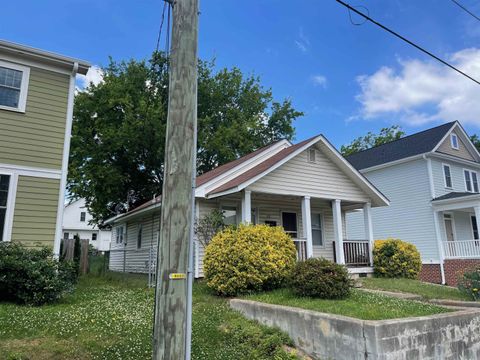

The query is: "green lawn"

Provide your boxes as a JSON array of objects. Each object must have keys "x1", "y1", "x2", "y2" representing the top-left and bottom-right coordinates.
[
  {"x1": 0, "y1": 273, "x2": 298, "y2": 360},
  {"x1": 361, "y1": 277, "x2": 472, "y2": 301},
  {"x1": 244, "y1": 288, "x2": 451, "y2": 320}
]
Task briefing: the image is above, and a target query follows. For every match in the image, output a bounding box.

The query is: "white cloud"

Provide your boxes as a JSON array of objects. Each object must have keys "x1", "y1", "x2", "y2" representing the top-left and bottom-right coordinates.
[
  {"x1": 295, "y1": 27, "x2": 310, "y2": 53},
  {"x1": 77, "y1": 66, "x2": 104, "y2": 89},
  {"x1": 354, "y1": 48, "x2": 480, "y2": 126},
  {"x1": 312, "y1": 75, "x2": 327, "y2": 88}
]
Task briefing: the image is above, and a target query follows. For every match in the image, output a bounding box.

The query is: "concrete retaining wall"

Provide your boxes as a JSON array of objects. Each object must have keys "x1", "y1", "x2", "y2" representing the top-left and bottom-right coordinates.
[{"x1": 230, "y1": 299, "x2": 480, "y2": 360}]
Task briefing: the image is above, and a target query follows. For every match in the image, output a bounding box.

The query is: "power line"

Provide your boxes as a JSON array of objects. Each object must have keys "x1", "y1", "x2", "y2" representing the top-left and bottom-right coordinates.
[
  {"x1": 449, "y1": 0, "x2": 480, "y2": 22},
  {"x1": 155, "y1": 1, "x2": 168, "y2": 52},
  {"x1": 335, "y1": 0, "x2": 480, "y2": 86}
]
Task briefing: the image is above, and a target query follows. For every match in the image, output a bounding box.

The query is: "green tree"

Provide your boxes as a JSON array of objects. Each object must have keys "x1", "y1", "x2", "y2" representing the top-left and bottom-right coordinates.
[
  {"x1": 340, "y1": 125, "x2": 405, "y2": 156},
  {"x1": 68, "y1": 53, "x2": 302, "y2": 223},
  {"x1": 470, "y1": 134, "x2": 480, "y2": 152}
]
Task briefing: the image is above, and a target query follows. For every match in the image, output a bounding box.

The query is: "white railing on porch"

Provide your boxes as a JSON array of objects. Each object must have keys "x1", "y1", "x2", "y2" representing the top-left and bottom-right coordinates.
[
  {"x1": 333, "y1": 240, "x2": 371, "y2": 267},
  {"x1": 293, "y1": 238, "x2": 307, "y2": 261},
  {"x1": 443, "y1": 240, "x2": 480, "y2": 259}
]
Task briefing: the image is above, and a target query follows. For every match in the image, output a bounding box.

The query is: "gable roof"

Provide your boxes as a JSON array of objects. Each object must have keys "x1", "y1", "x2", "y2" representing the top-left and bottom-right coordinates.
[
  {"x1": 196, "y1": 140, "x2": 284, "y2": 187},
  {"x1": 346, "y1": 122, "x2": 456, "y2": 170},
  {"x1": 208, "y1": 136, "x2": 316, "y2": 195}
]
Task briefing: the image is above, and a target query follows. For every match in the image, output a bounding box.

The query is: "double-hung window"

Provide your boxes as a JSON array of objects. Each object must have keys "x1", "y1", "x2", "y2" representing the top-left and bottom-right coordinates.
[
  {"x1": 464, "y1": 169, "x2": 479, "y2": 193},
  {"x1": 80, "y1": 212, "x2": 86, "y2": 222},
  {"x1": 311, "y1": 213, "x2": 324, "y2": 246},
  {"x1": 0, "y1": 61, "x2": 30, "y2": 112},
  {"x1": 116, "y1": 226, "x2": 124, "y2": 244},
  {"x1": 0, "y1": 175, "x2": 10, "y2": 241},
  {"x1": 451, "y1": 133, "x2": 459, "y2": 150},
  {"x1": 443, "y1": 164, "x2": 452, "y2": 188}
]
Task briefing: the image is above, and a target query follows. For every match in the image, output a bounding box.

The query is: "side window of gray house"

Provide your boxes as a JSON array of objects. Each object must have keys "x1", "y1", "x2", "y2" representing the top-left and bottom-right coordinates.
[
  {"x1": 443, "y1": 164, "x2": 452, "y2": 189},
  {"x1": 80, "y1": 212, "x2": 86, "y2": 222}
]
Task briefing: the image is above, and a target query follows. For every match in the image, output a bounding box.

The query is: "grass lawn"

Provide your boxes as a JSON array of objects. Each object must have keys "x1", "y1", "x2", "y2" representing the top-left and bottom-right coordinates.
[
  {"x1": 361, "y1": 277, "x2": 472, "y2": 301},
  {"x1": 0, "y1": 273, "x2": 298, "y2": 360},
  {"x1": 244, "y1": 288, "x2": 451, "y2": 320}
]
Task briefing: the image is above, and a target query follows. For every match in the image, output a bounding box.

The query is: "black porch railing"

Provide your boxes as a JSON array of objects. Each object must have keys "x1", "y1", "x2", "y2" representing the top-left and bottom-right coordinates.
[{"x1": 333, "y1": 240, "x2": 371, "y2": 267}]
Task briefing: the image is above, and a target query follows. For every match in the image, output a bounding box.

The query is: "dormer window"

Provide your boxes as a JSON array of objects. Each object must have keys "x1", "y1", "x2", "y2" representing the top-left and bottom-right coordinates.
[
  {"x1": 0, "y1": 61, "x2": 30, "y2": 113},
  {"x1": 450, "y1": 133, "x2": 459, "y2": 150},
  {"x1": 308, "y1": 148, "x2": 316, "y2": 163}
]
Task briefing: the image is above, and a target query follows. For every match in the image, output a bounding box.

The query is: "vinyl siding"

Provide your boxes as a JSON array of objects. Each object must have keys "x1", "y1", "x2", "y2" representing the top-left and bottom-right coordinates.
[
  {"x1": 431, "y1": 158, "x2": 479, "y2": 198},
  {"x1": 436, "y1": 130, "x2": 476, "y2": 161},
  {"x1": 249, "y1": 146, "x2": 370, "y2": 202},
  {"x1": 11, "y1": 175, "x2": 60, "y2": 248},
  {"x1": 450, "y1": 211, "x2": 474, "y2": 241},
  {"x1": 346, "y1": 159, "x2": 440, "y2": 262},
  {"x1": 0, "y1": 66, "x2": 69, "y2": 169}
]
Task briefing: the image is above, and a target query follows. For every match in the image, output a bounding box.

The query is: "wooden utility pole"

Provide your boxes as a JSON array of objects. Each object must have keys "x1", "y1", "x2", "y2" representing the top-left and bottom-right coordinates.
[{"x1": 152, "y1": 0, "x2": 198, "y2": 359}]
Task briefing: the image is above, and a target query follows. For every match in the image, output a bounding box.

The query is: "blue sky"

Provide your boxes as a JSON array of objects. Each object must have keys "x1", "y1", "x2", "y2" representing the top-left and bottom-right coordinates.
[{"x1": 2, "y1": 0, "x2": 480, "y2": 147}]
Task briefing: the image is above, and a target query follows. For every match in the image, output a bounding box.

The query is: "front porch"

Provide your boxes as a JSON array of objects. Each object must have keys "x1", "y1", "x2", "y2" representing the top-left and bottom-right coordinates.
[{"x1": 205, "y1": 190, "x2": 375, "y2": 270}]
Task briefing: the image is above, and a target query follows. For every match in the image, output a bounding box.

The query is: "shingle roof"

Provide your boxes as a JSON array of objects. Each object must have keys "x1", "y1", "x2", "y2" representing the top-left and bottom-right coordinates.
[
  {"x1": 196, "y1": 140, "x2": 283, "y2": 187},
  {"x1": 432, "y1": 192, "x2": 480, "y2": 202},
  {"x1": 345, "y1": 122, "x2": 456, "y2": 170},
  {"x1": 208, "y1": 136, "x2": 318, "y2": 195}
]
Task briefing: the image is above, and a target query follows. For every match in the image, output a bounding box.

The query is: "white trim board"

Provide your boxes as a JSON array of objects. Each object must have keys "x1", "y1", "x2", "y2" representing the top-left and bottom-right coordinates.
[
  {"x1": 0, "y1": 163, "x2": 61, "y2": 179},
  {"x1": 0, "y1": 60, "x2": 30, "y2": 113},
  {"x1": 0, "y1": 171, "x2": 18, "y2": 242}
]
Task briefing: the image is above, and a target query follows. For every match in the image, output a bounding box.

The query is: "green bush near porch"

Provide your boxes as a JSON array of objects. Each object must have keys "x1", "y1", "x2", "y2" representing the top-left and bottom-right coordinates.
[
  {"x1": 458, "y1": 265, "x2": 480, "y2": 301},
  {"x1": 373, "y1": 238, "x2": 422, "y2": 279},
  {"x1": 204, "y1": 224, "x2": 297, "y2": 296}
]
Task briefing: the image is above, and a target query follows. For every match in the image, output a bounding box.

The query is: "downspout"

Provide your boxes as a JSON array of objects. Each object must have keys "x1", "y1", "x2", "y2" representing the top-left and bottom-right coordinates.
[
  {"x1": 53, "y1": 62, "x2": 79, "y2": 258},
  {"x1": 424, "y1": 154, "x2": 446, "y2": 284}
]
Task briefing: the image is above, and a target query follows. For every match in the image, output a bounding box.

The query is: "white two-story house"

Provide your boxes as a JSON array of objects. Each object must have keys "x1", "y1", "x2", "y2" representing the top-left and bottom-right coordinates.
[{"x1": 346, "y1": 121, "x2": 480, "y2": 285}]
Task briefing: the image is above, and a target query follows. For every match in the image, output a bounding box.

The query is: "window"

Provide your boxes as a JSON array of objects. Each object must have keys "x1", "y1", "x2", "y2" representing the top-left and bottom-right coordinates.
[
  {"x1": 222, "y1": 206, "x2": 237, "y2": 226},
  {"x1": 0, "y1": 61, "x2": 30, "y2": 112},
  {"x1": 308, "y1": 148, "x2": 316, "y2": 163},
  {"x1": 282, "y1": 212, "x2": 298, "y2": 238},
  {"x1": 0, "y1": 175, "x2": 10, "y2": 242},
  {"x1": 311, "y1": 213, "x2": 323, "y2": 246},
  {"x1": 472, "y1": 216, "x2": 479, "y2": 240},
  {"x1": 251, "y1": 208, "x2": 257, "y2": 225},
  {"x1": 450, "y1": 133, "x2": 459, "y2": 150},
  {"x1": 116, "y1": 226, "x2": 124, "y2": 244},
  {"x1": 63, "y1": 232, "x2": 69, "y2": 240},
  {"x1": 137, "y1": 224, "x2": 143, "y2": 249},
  {"x1": 464, "y1": 169, "x2": 479, "y2": 193},
  {"x1": 443, "y1": 164, "x2": 452, "y2": 188},
  {"x1": 80, "y1": 212, "x2": 86, "y2": 222},
  {"x1": 265, "y1": 220, "x2": 277, "y2": 227},
  {"x1": 92, "y1": 233, "x2": 97, "y2": 241}
]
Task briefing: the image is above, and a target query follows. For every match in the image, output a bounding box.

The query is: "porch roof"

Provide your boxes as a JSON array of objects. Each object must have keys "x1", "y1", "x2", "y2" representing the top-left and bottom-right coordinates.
[{"x1": 432, "y1": 192, "x2": 479, "y2": 202}]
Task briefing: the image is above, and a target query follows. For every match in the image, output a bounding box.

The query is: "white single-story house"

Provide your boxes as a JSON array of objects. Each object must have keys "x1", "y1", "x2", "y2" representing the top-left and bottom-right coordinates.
[{"x1": 105, "y1": 134, "x2": 389, "y2": 277}]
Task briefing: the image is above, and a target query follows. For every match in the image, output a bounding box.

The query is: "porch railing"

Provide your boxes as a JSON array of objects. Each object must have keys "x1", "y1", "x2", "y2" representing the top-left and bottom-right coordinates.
[
  {"x1": 443, "y1": 240, "x2": 480, "y2": 259},
  {"x1": 333, "y1": 240, "x2": 371, "y2": 267},
  {"x1": 293, "y1": 238, "x2": 307, "y2": 261}
]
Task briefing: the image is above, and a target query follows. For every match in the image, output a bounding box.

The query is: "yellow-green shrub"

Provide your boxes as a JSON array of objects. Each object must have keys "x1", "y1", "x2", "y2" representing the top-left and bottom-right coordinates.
[
  {"x1": 373, "y1": 238, "x2": 422, "y2": 279},
  {"x1": 203, "y1": 224, "x2": 297, "y2": 296}
]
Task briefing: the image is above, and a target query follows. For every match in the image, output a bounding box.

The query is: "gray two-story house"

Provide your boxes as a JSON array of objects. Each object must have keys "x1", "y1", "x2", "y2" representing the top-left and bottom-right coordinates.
[{"x1": 346, "y1": 121, "x2": 480, "y2": 285}]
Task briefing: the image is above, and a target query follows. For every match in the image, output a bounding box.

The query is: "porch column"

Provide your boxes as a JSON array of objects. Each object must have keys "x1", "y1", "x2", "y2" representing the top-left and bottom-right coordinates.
[
  {"x1": 363, "y1": 202, "x2": 374, "y2": 266},
  {"x1": 332, "y1": 199, "x2": 345, "y2": 264},
  {"x1": 433, "y1": 209, "x2": 446, "y2": 284},
  {"x1": 241, "y1": 190, "x2": 252, "y2": 223},
  {"x1": 301, "y1": 196, "x2": 313, "y2": 258}
]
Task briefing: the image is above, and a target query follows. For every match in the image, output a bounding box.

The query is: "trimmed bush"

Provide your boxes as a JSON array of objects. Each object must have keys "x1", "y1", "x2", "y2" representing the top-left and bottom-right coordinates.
[
  {"x1": 0, "y1": 242, "x2": 78, "y2": 305},
  {"x1": 291, "y1": 257, "x2": 352, "y2": 299},
  {"x1": 373, "y1": 238, "x2": 422, "y2": 279},
  {"x1": 458, "y1": 265, "x2": 480, "y2": 301},
  {"x1": 203, "y1": 224, "x2": 297, "y2": 296}
]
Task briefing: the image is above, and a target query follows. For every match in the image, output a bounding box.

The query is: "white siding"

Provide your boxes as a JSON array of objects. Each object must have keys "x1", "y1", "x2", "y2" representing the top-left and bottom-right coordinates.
[
  {"x1": 346, "y1": 159, "x2": 440, "y2": 262},
  {"x1": 431, "y1": 158, "x2": 479, "y2": 198},
  {"x1": 249, "y1": 146, "x2": 370, "y2": 202}
]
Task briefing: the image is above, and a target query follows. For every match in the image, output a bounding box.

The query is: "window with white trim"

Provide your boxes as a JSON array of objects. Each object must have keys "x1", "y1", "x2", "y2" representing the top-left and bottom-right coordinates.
[
  {"x1": 443, "y1": 164, "x2": 452, "y2": 188},
  {"x1": 80, "y1": 212, "x2": 86, "y2": 222},
  {"x1": 0, "y1": 175, "x2": 10, "y2": 241},
  {"x1": 116, "y1": 226, "x2": 124, "y2": 244},
  {"x1": 308, "y1": 148, "x2": 316, "y2": 163},
  {"x1": 92, "y1": 233, "x2": 97, "y2": 241},
  {"x1": 137, "y1": 224, "x2": 143, "y2": 249},
  {"x1": 464, "y1": 169, "x2": 479, "y2": 193},
  {"x1": 0, "y1": 61, "x2": 30, "y2": 112},
  {"x1": 222, "y1": 206, "x2": 237, "y2": 226},
  {"x1": 311, "y1": 213, "x2": 324, "y2": 246},
  {"x1": 451, "y1": 133, "x2": 459, "y2": 150}
]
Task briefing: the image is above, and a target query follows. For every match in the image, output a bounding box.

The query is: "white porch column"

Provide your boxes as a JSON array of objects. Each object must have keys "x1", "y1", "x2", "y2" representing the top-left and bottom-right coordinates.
[
  {"x1": 363, "y1": 202, "x2": 374, "y2": 266},
  {"x1": 433, "y1": 209, "x2": 446, "y2": 284},
  {"x1": 241, "y1": 190, "x2": 252, "y2": 223},
  {"x1": 332, "y1": 199, "x2": 345, "y2": 264},
  {"x1": 301, "y1": 196, "x2": 313, "y2": 258}
]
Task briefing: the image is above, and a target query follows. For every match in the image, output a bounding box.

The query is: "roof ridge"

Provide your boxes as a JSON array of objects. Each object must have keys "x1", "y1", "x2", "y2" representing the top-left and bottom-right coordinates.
[{"x1": 346, "y1": 121, "x2": 457, "y2": 157}]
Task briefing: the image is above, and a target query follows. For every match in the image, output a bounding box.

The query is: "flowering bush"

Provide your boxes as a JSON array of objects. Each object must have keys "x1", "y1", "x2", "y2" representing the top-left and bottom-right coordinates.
[
  {"x1": 458, "y1": 266, "x2": 480, "y2": 301},
  {"x1": 203, "y1": 224, "x2": 297, "y2": 296},
  {"x1": 290, "y1": 257, "x2": 352, "y2": 299},
  {"x1": 373, "y1": 238, "x2": 422, "y2": 279},
  {"x1": 0, "y1": 242, "x2": 78, "y2": 305}
]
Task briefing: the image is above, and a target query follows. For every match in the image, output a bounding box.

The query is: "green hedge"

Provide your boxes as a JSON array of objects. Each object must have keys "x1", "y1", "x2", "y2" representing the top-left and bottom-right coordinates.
[{"x1": 373, "y1": 238, "x2": 422, "y2": 279}]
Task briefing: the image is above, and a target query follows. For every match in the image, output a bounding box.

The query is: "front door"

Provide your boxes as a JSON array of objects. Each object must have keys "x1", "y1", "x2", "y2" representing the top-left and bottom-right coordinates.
[{"x1": 282, "y1": 212, "x2": 297, "y2": 238}]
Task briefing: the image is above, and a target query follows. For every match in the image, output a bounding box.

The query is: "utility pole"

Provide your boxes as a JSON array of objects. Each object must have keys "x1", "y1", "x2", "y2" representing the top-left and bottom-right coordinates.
[{"x1": 153, "y1": 0, "x2": 198, "y2": 359}]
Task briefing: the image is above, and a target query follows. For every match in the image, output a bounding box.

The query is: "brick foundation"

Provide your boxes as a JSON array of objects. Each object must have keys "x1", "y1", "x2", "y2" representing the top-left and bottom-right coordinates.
[
  {"x1": 420, "y1": 264, "x2": 442, "y2": 284},
  {"x1": 444, "y1": 259, "x2": 480, "y2": 286}
]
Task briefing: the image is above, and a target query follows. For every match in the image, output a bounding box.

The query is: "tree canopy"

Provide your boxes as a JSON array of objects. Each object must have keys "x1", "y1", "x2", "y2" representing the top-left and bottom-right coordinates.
[
  {"x1": 68, "y1": 52, "x2": 303, "y2": 223},
  {"x1": 340, "y1": 125, "x2": 405, "y2": 156}
]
